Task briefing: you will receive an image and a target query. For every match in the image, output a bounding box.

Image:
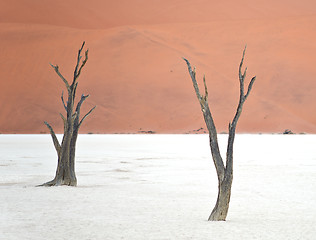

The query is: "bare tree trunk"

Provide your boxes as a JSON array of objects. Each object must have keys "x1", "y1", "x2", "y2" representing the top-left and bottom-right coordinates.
[
  {"x1": 209, "y1": 174, "x2": 232, "y2": 221},
  {"x1": 183, "y1": 46, "x2": 256, "y2": 221},
  {"x1": 39, "y1": 42, "x2": 96, "y2": 187}
]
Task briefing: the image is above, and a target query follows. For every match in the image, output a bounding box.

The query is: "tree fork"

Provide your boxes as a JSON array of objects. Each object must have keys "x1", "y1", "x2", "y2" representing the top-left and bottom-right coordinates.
[{"x1": 183, "y1": 46, "x2": 256, "y2": 221}]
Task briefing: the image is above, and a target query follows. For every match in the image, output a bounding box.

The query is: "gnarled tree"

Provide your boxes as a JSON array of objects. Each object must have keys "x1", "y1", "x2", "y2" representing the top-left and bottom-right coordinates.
[
  {"x1": 183, "y1": 46, "x2": 256, "y2": 221},
  {"x1": 40, "y1": 41, "x2": 96, "y2": 187}
]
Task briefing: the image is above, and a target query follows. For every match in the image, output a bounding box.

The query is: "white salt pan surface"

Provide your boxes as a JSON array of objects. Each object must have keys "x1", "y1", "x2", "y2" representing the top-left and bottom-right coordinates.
[{"x1": 1, "y1": 134, "x2": 315, "y2": 239}]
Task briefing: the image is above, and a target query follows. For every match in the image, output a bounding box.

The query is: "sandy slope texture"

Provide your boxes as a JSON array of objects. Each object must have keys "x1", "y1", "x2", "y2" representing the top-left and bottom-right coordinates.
[
  {"x1": 1, "y1": 0, "x2": 316, "y2": 133},
  {"x1": 1, "y1": 134, "x2": 316, "y2": 239}
]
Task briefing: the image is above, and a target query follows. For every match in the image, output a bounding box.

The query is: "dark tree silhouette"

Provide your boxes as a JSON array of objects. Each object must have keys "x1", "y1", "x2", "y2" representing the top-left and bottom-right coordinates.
[
  {"x1": 183, "y1": 46, "x2": 256, "y2": 221},
  {"x1": 40, "y1": 41, "x2": 96, "y2": 187}
]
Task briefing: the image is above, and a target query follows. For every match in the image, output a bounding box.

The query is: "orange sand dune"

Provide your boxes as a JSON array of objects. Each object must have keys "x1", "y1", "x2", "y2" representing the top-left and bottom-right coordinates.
[{"x1": 0, "y1": 0, "x2": 316, "y2": 133}]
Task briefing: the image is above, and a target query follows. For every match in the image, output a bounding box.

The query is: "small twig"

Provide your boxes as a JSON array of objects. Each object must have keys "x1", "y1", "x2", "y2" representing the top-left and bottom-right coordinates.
[
  {"x1": 61, "y1": 91, "x2": 67, "y2": 111},
  {"x1": 183, "y1": 57, "x2": 203, "y2": 101},
  {"x1": 203, "y1": 74, "x2": 208, "y2": 101},
  {"x1": 73, "y1": 42, "x2": 88, "y2": 84},
  {"x1": 74, "y1": 41, "x2": 85, "y2": 79},
  {"x1": 79, "y1": 106, "x2": 96, "y2": 128},
  {"x1": 59, "y1": 113, "x2": 67, "y2": 133},
  {"x1": 244, "y1": 76, "x2": 256, "y2": 100},
  {"x1": 76, "y1": 94, "x2": 89, "y2": 112},
  {"x1": 239, "y1": 45, "x2": 247, "y2": 81},
  {"x1": 50, "y1": 63, "x2": 70, "y2": 91},
  {"x1": 77, "y1": 50, "x2": 89, "y2": 79},
  {"x1": 59, "y1": 113, "x2": 66, "y2": 122}
]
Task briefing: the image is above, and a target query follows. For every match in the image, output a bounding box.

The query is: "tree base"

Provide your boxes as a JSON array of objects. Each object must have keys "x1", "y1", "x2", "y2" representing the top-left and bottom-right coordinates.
[
  {"x1": 208, "y1": 209, "x2": 228, "y2": 221},
  {"x1": 37, "y1": 178, "x2": 77, "y2": 187},
  {"x1": 208, "y1": 178, "x2": 232, "y2": 221}
]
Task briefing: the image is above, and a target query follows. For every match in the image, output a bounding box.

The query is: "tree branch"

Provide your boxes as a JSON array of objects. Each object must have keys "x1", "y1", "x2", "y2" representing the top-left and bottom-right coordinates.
[
  {"x1": 44, "y1": 121, "x2": 61, "y2": 155},
  {"x1": 79, "y1": 106, "x2": 96, "y2": 128},
  {"x1": 59, "y1": 113, "x2": 67, "y2": 133},
  {"x1": 183, "y1": 58, "x2": 203, "y2": 101},
  {"x1": 77, "y1": 49, "x2": 88, "y2": 79},
  {"x1": 73, "y1": 41, "x2": 88, "y2": 84},
  {"x1": 203, "y1": 74, "x2": 208, "y2": 101},
  {"x1": 183, "y1": 57, "x2": 225, "y2": 181},
  {"x1": 50, "y1": 63, "x2": 70, "y2": 91},
  {"x1": 59, "y1": 113, "x2": 66, "y2": 122},
  {"x1": 226, "y1": 46, "x2": 256, "y2": 175},
  {"x1": 239, "y1": 45, "x2": 247, "y2": 82},
  {"x1": 61, "y1": 91, "x2": 67, "y2": 111},
  {"x1": 76, "y1": 94, "x2": 89, "y2": 112},
  {"x1": 244, "y1": 76, "x2": 256, "y2": 100},
  {"x1": 74, "y1": 41, "x2": 85, "y2": 78},
  {"x1": 73, "y1": 82, "x2": 79, "y2": 102}
]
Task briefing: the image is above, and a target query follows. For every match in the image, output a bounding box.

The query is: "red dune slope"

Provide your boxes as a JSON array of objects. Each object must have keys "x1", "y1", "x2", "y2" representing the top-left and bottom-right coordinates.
[{"x1": 0, "y1": 0, "x2": 316, "y2": 133}]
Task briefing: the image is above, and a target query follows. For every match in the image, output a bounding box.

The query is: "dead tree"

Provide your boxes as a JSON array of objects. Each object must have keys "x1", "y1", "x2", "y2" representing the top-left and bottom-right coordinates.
[
  {"x1": 183, "y1": 46, "x2": 256, "y2": 221},
  {"x1": 40, "y1": 41, "x2": 96, "y2": 187}
]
